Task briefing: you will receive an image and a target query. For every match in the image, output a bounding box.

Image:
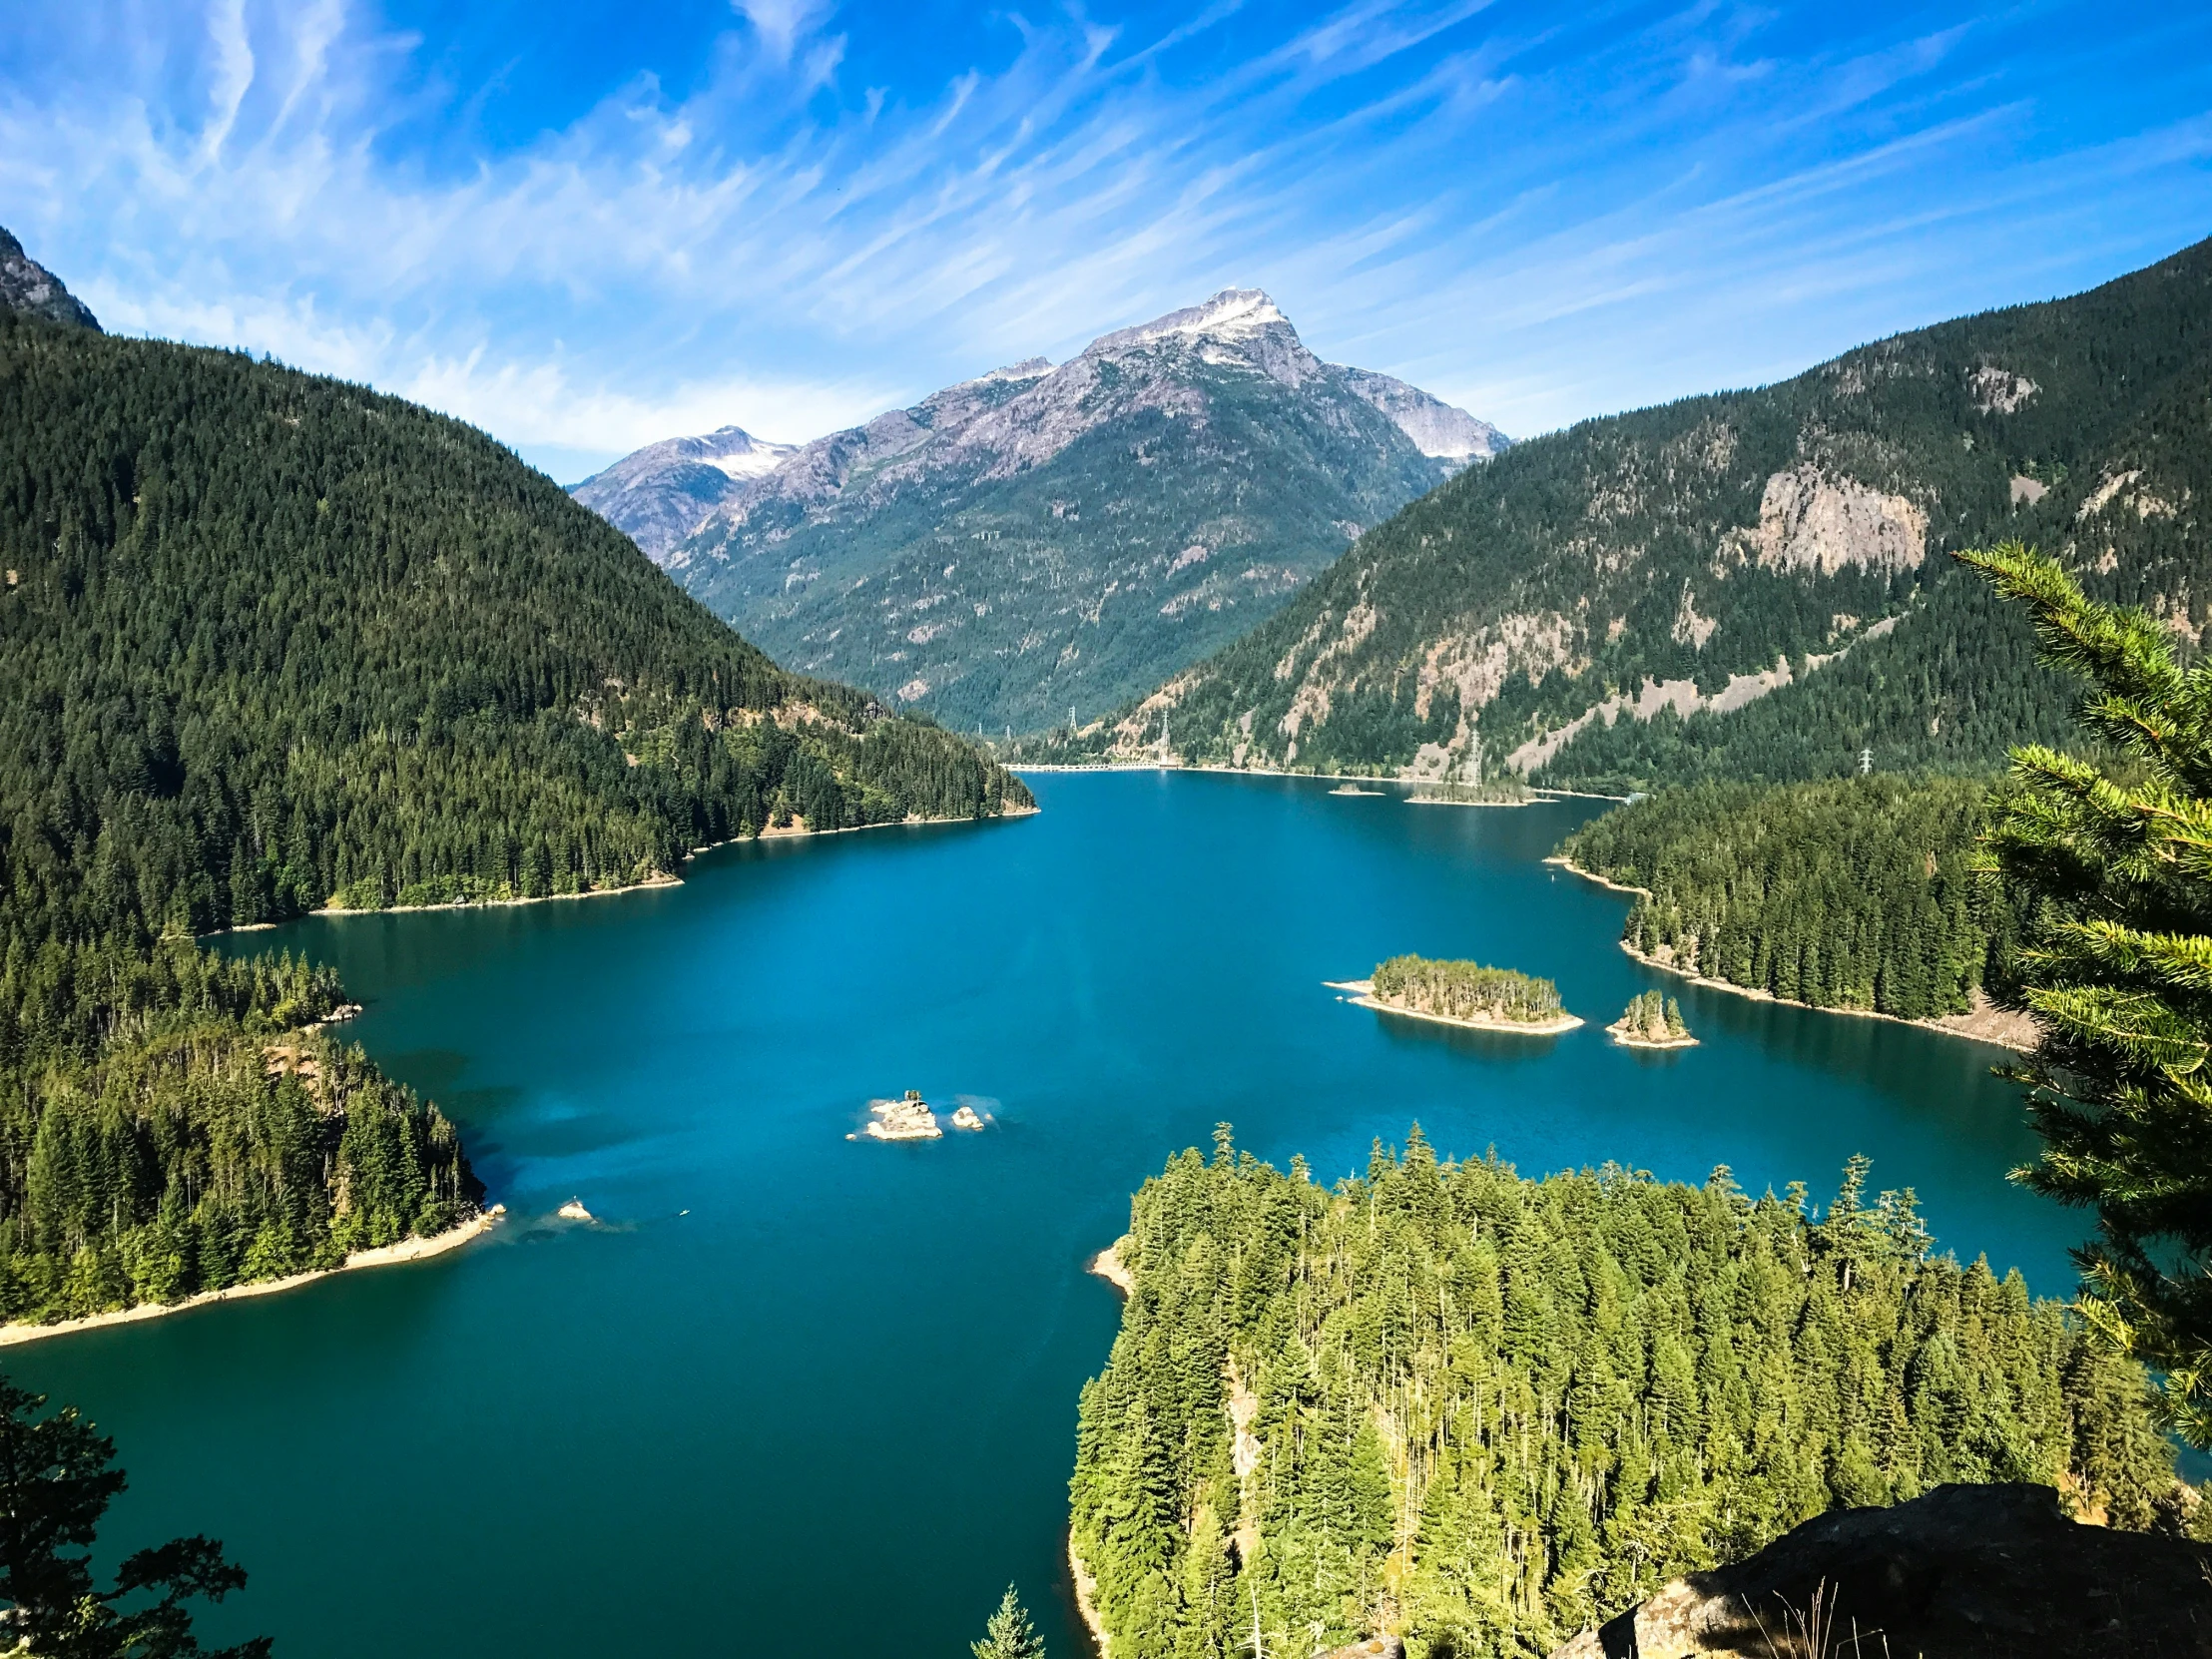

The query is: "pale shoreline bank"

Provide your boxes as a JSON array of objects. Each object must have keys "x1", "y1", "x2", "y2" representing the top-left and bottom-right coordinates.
[
  {"x1": 1326, "y1": 980, "x2": 1584, "y2": 1037},
  {"x1": 1073, "y1": 1241, "x2": 1133, "y2": 1656},
  {"x1": 205, "y1": 804, "x2": 1038, "y2": 935},
  {"x1": 0, "y1": 1209, "x2": 501, "y2": 1349},
  {"x1": 1087, "y1": 1237, "x2": 1135, "y2": 1298},
  {"x1": 1609, "y1": 1024, "x2": 1699, "y2": 1051},
  {"x1": 1011, "y1": 760, "x2": 1626, "y2": 801},
  {"x1": 1546, "y1": 856, "x2": 2039, "y2": 1052}
]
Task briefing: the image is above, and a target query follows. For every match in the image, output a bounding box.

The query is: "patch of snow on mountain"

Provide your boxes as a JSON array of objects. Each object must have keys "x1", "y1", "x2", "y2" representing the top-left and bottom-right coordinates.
[{"x1": 1087, "y1": 289, "x2": 1290, "y2": 353}]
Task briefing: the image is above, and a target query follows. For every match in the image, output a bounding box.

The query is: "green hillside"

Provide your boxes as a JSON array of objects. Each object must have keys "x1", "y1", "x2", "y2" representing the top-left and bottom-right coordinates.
[
  {"x1": 0, "y1": 303, "x2": 1027, "y2": 1324},
  {"x1": 1065, "y1": 240, "x2": 2212, "y2": 786}
]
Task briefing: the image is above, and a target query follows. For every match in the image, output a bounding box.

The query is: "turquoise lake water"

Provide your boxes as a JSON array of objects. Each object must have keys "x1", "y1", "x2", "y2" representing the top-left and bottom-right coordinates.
[{"x1": 10, "y1": 772, "x2": 2067, "y2": 1657}]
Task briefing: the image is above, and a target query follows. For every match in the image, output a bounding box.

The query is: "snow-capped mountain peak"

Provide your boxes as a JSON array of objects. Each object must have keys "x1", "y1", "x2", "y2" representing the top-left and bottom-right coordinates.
[
  {"x1": 1087, "y1": 288, "x2": 1291, "y2": 354},
  {"x1": 569, "y1": 423, "x2": 801, "y2": 558}
]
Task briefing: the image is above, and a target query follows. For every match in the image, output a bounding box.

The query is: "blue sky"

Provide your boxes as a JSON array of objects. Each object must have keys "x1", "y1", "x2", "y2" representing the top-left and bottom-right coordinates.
[{"x1": 3, "y1": 1, "x2": 2208, "y2": 482}]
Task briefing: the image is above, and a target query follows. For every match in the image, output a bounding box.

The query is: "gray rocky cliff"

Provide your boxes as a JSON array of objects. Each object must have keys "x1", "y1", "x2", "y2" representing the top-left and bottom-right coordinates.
[{"x1": 0, "y1": 228, "x2": 99, "y2": 331}]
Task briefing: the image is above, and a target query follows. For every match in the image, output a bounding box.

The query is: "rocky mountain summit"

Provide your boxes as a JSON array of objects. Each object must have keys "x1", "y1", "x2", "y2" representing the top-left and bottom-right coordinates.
[
  {"x1": 1549, "y1": 1482, "x2": 2212, "y2": 1658},
  {"x1": 0, "y1": 227, "x2": 99, "y2": 330},
  {"x1": 574, "y1": 289, "x2": 1505, "y2": 731},
  {"x1": 568, "y1": 424, "x2": 797, "y2": 561}
]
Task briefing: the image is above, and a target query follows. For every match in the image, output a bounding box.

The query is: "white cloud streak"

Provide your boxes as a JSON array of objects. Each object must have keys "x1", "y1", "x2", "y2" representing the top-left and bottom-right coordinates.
[{"x1": 1, "y1": 0, "x2": 2207, "y2": 474}]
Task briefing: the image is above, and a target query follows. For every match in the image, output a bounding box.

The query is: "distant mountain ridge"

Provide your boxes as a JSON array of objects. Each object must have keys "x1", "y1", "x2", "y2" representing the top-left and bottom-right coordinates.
[
  {"x1": 1070, "y1": 240, "x2": 2212, "y2": 786},
  {"x1": 569, "y1": 424, "x2": 799, "y2": 560},
  {"x1": 0, "y1": 227, "x2": 99, "y2": 330},
  {"x1": 572, "y1": 289, "x2": 1506, "y2": 732}
]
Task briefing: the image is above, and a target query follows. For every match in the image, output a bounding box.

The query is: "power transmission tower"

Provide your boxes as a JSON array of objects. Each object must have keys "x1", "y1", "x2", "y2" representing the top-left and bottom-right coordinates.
[{"x1": 1859, "y1": 747, "x2": 1873, "y2": 776}]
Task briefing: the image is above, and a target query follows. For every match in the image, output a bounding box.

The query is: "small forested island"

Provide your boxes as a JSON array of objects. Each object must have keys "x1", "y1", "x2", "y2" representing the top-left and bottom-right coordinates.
[
  {"x1": 1553, "y1": 775, "x2": 2027, "y2": 1041},
  {"x1": 1405, "y1": 779, "x2": 1534, "y2": 807},
  {"x1": 1340, "y1": 954, "x2": 1581, "y2": 1034},
  {"x1": 1070, "y1": 1130, "x2": 2193, "y2": 1659},
  {"x1": 1609, "y1": 988, "x2": 1694, "y2": 1048}
]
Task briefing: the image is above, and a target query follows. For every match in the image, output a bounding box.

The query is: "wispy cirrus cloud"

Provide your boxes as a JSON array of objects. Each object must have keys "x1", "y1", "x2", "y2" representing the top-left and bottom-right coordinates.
[{"x1": 1, "y1": 0, "x2": 2208, "y2": 479}]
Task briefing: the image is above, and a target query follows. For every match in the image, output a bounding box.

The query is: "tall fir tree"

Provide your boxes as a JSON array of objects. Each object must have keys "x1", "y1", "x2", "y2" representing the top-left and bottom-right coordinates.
[{"x1": 1958, "y1": 540, "x2": 2212, "y2": 1446}]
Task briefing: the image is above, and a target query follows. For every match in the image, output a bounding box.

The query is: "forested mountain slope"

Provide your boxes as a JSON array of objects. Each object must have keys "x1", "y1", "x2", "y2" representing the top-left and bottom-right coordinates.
[
  {"x1": 1072, "y1": 1133, "x2": 2187, "y2": 1659},
  {"x1": 633, "y1": 290, "x2": 1507, "y2": 733},
  {"x1": 0, "y1": 276, "x2": 1024, "y2": 1326},
  {"x1": 1076, "y1": 240, "x2": 2212, "y2": 785}
]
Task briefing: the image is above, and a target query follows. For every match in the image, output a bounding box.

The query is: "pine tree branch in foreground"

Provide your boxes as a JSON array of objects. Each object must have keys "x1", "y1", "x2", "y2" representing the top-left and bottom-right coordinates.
[
  {"x1": 0, "y1": 1377, "x2": 268, "y2": 1657},
  {"x1": 1957, "y1": 540, "x2": 2212, "y2": 1446}
]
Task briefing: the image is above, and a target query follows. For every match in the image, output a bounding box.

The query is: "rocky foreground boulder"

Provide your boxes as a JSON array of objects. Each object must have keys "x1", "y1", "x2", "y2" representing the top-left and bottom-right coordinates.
[{"x1": 1548, "y1": 1483, "x2": 2212, "y2": 1658}]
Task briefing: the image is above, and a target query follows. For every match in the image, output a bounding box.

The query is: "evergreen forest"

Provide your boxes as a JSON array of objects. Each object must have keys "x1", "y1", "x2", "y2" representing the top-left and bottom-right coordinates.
[
  {"x1": 0, "y1": 306, "x2": 1027, "y2": 1324},
  {"x1": 1070, "y1": 1131, "x2": 2191, "y2": 1659},
  {"x1": 1554, "y1": 775, "x2": 2013, "y2": 1022}
]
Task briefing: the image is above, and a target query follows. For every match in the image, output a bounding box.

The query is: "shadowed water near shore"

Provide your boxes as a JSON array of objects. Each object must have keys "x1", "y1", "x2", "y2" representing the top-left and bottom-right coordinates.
[{"x1": 10, "y1": 773, "x2": 2061, "y2": 1659}]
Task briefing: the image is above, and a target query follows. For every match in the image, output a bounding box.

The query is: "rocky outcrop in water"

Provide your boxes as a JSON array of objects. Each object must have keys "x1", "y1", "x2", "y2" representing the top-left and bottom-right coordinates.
[{"x1": 1548, "y1": 1483, "x2": 2212, "y2": 1659}]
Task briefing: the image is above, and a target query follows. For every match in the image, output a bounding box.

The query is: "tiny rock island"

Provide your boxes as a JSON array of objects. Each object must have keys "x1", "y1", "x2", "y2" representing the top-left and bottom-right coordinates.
[
  {"x1": 1609, "y1": 988, "x2": 1697, "y2": 1049},
  {"x1": 1332, "y1": 954, "x2": 1582, "y2": 1035},
  {"x1": 949, "y1": 1104, "x2": 985, "y2": 1131},
  {"x1": 850, "y1": 1091, "x2": 942, "y2": 1141}
]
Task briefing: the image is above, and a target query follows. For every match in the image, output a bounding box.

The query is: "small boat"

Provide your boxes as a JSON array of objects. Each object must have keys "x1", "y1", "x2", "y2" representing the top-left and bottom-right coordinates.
[{"x1": 1328, "y1": 784, "x2": 1385, "y2": 796}]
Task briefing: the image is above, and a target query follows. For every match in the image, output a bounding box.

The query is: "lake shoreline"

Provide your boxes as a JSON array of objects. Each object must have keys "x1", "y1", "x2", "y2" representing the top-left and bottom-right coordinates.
[
  {"x1": 1545, "y1": 856, "x2": 2039, "y2": 1052},
  {"x1": 1326, "y1": 979, "x2": 1584, "y2": 1036},
  {"x1": 1073, "y1": 1239, "x2": 1133, "y2": 1656},
  {"x1": 1087, "y1": 1238, "x2": 1135, "y2": 1298},
  {"x1": 1011, "y1": 761, "x2": 1626, "y2": 800},
  {"x1": 204, "y1": 805, "x2": 1039, "y2": 935},
  {"x1": 0, "y1": 1210, "x2": 501, "y2": 1349}
]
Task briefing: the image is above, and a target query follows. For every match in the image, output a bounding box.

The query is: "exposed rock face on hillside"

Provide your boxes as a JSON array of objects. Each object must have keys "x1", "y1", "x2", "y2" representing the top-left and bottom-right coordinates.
[
  {"x1": 1080, "y1": 238, "x2": 2212, "y2": 786},
  {"x1": 568, "y1": 425, "x2": 798, "y2": 560},
  {"x1": 1548, "y1": 1483, "x2": 2212, "y2": 1659},
  {"x1": 0, "y1": 227, "x2": 99, "y2": 330},
  {"x1": 577, "y1": 289, "x2": 1505, "y2": 731}
]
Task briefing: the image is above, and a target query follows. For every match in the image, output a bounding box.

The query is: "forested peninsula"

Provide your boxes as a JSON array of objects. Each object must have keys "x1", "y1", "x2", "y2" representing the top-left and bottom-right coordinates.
[
  {"x1": 1553, "y1": 775, "x2": 2018, "y2": 1032},
  {"x1": 0, "y1": 301, "x2": 1028, "y2": 1327},
  {"x1": 1071, "y1": 1131, "x2": 2190, "y2": 1659}
]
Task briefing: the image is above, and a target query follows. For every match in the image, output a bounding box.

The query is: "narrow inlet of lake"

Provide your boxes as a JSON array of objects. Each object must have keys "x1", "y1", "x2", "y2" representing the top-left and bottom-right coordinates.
[{"x1": 14, "y1": 772, "x2": 2059, "y2": 1658}]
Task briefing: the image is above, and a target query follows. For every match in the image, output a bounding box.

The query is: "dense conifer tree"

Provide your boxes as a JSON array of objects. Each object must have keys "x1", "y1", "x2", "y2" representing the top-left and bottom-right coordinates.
[
  {"x1": 970, "y1": 1584, "x2": 1046, "y2": 1659},
  {"x1": 1959, "y1": 541, "x2": 2212, "y2": 1446}
]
